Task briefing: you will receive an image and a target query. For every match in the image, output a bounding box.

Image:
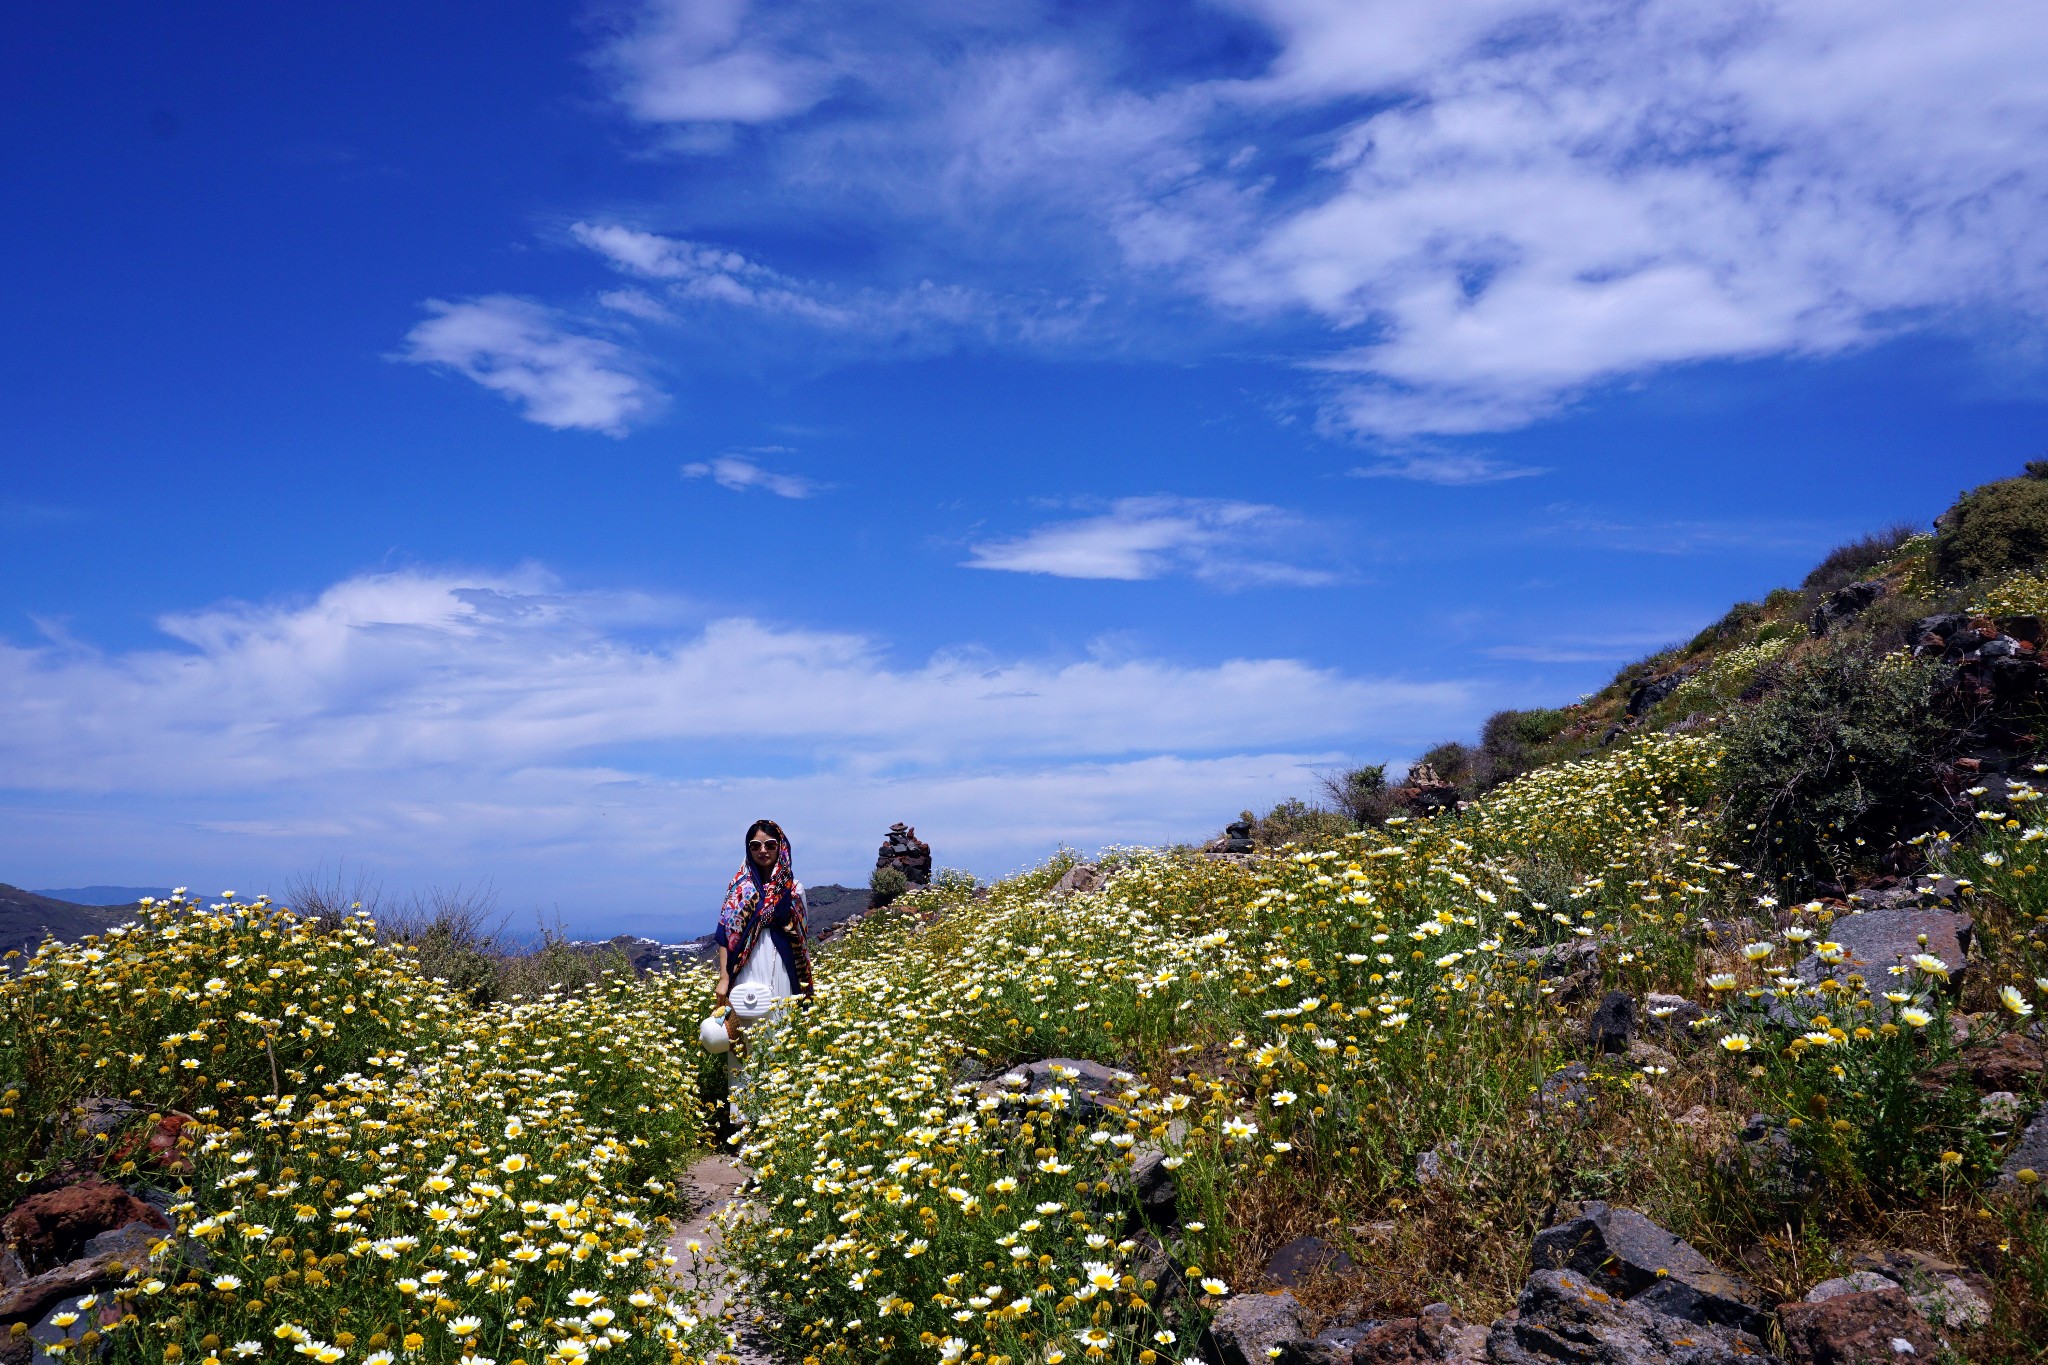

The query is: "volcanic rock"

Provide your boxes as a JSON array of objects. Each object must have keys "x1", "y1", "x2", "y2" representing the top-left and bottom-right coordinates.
[
  {"x1": 1530, "y1": 1202, "x2": 1771, "y2": 1338},
  {"x1": 1489, "y1": 1269, "x2": 1781, "y2": 1365}
]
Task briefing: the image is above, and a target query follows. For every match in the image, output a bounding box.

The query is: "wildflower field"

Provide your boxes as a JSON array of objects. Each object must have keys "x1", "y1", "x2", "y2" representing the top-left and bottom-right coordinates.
[{"x1": 14, "y1": 712, "x2": 2048, "y2": 1365}]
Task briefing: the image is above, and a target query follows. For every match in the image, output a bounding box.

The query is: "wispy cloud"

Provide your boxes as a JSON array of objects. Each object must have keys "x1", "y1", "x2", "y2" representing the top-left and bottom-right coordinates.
[
  {"x1": 1347, "y1": 452, "x2": 1546, "y2": 486},
  {"x1": 681, "y1": 453, "x2": 824, "y2": 498},
  {"x1": 395, "y1": 296, "x2": 664, "y2": 435},
  {"x1": 573, "y1": 0, "x2": 2048, "y2": 437},
  {"x1": 964, "y1": 497, "x2": 1339, "y2": 587},
  {"x1": 0, "y1": 568, "x2": 1479, "y2": 925}
]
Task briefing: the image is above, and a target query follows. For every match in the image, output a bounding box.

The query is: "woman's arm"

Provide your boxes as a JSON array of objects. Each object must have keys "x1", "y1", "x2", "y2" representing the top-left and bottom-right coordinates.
[{"x1": 714, "y1": 944, "x2": 730, "y2": 1007}]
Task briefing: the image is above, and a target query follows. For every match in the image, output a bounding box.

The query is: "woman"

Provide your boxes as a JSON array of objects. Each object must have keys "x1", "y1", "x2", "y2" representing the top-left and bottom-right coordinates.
[{"x1": 714, "y1": 817, "x2": 814, "y2": 1024}]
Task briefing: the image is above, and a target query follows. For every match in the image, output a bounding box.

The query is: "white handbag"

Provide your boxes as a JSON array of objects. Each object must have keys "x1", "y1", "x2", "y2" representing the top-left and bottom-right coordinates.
[{"x1": 728, "y1": 981, "x2": 775, "y2": 1019}]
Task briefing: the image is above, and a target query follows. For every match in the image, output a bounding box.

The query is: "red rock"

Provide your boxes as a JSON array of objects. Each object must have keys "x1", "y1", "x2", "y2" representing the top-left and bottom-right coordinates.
[
  {"x1": 1778, "y1": 1287, "x2": 1940, "y2": 1364},
  {"x1": 0, "y1": 1179, "x2": 166, "y2": 1273}
]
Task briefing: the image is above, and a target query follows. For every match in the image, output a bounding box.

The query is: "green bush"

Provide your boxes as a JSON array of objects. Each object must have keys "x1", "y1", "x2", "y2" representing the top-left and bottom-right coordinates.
[
  {"x1": 1317, "y1": 762, "x2": 1393, "y2": 825},
  {"x1": 869, "y1": 865, "x2": 911, "y2": 905},
  {"x1": 1474, "y1": 707, "x2": 1572, "y2": 788},
  {"x1": 1719, "y1": 646, "x2": 1949, "y2": 885},
  {"x1": 1935, "y1": 463, "x2": 2048, "y2": 583},
  {"x1": 1250, "y1": 796, "x2": 1354, "y2": 848}
]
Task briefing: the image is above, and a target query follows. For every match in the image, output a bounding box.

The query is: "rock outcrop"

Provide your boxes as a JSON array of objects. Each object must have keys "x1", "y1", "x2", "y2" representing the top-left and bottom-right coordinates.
[{"x1": 876, "y1": 823, "x2": 932, "y2": 887}]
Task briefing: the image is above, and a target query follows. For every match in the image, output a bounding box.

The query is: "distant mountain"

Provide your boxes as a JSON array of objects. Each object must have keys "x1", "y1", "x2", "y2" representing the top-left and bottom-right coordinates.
[
  {"x1": 1, "y1": 884, "x2": 123, "y2": 957},
  {"x1": 31, "y1": 885, "x2": 174, "y2": 906}
]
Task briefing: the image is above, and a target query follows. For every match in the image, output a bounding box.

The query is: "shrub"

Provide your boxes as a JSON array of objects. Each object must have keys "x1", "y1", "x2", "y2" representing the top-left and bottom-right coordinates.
[
  {"x1": 1934, "y1": 463, "x2": 2048, "y2": 583},
  {"x1": 869, "y1": 865, "x2": 910, "y2": 905},
  {"x1": 1413, "y1": 741, "x2": 1475, "y2": 788},
  {"x1": 1474, "y1": 707, "x2": 1572, "y2": 788},
  {"x1": 1250, "y1": 796, "x2": 1354, "y2": 847},
  {"x1": 1317, "y1": 762, "x2": 1394, "y2": 825},
  {"x1": 1801, "y1": 523, "x2": 1922, "y2": 593},
  {"x1": 491, "y1": 929, "x2": 634, "y2": 1001},
  {"x1": 1719, "y1": 646, "x2": 1950, "y2": 885}
]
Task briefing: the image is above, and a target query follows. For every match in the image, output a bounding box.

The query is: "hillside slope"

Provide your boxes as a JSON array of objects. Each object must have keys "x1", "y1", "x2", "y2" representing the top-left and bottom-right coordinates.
[{"x1": 0, "y1": 883, "x2": 120, "y2": 956}]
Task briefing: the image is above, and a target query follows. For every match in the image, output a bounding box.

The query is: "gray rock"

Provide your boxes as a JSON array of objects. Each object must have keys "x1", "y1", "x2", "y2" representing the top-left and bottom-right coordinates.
[
  {"x1": 1208, "y1": 1290, "x2": 1305, "y2": 1365},
  {"x1": 1530, "y1": 1202, "x2": 1771, "y2": 1339},
  {"x1": 1532, "y1": 1063, "x2": 1597, "y2": 1118},
  {"x1": 1588, "y1": 990, "x2": 1637, "y2": 1054},
  {"x1": 1628, "y1": 669, "x2": 1696, "y2": 718},
  {"x1": 1996, "y1": 1104, "x2": 2048, "y2": 1189},
  {"x1": 1792, "y1": 909, "x2": 1972, "y2": 994},
  {"x1": 1264, "y1": 1235, "x2": 1355, "y2": 1288},
  {"x1": 1804, "y1": 1272, "x2": 1895, "y2": 1303},
  {"x1": 1642, "y1": 994, "x2": 1706, "y2": 1040},
  {"x1": 1126, "y1": 1135, "x2": 1181, "y2": 1224},
  {"x1": 1052, "y1": 863, "x2": 1105, "y2": 896},
  {"x1": 1811, "y1": 581, "x2": 1888, "y2": 637},
  {"x1": 1719, "y1": 1113, "x2": 1820, "y2": 1202},
  {"x1": 1286, "y1": 1321, "x2": 1376, "y2": 1365},
  {"x1": 1489, "y1": 1269, "x2": 1782, "y2": 1365},
  {"x1": 1626, "y1": 1040, "x2": 1679, "y2": 1070},
  {"x1": 1849, "y1": 1250, "x2": 1991, "y2": 1332},
  {"x1": 999, "y1": 1057, "x2": 1132, "y2": 1120},
  {"x1": 0, "y1": 1223, "x2": 163, "y2": 1323}
]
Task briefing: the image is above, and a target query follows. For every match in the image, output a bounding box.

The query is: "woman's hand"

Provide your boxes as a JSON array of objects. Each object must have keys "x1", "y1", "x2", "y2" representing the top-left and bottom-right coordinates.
[{"x1": 715, "y1": 976, "x2": 731, "y2": 1008}]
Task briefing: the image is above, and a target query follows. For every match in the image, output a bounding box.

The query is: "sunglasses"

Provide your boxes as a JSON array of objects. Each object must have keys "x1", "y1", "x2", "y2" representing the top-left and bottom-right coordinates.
[{"x1": 748, "y1": 838, "x2": 781, "y2": 849}]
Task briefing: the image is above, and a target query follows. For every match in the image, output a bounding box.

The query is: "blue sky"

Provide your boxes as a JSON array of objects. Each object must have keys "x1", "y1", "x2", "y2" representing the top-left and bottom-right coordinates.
[{"x1": 3, "y1": 0, "x2": 2044, "y2": 937}]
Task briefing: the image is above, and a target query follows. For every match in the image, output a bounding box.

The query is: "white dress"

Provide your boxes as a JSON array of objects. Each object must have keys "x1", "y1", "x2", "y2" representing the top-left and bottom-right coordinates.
[{"x1": 727, "y1": 880, "x2": 799, "y2": 1125}]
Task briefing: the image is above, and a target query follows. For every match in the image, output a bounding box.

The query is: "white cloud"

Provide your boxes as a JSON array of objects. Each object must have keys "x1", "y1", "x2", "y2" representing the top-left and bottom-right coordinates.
[
  {"x1": 681, "y1": 454, "x2": 823, "y2": 498},
  {"x1": 585, "y1": 0, "x2": 2048, "y2": 437},
  {"x1": 0, "y1": 568, "x2": 1476, "y2": 928},
  {"x1": 595, "y1": 0, "x2": 838, "y2": 125},
  {"x1": 1347, "y1": 453, "x2": 1546, "y2": 486},
  {"x1": 598, "y1": 288, "x2": 674, "y2": 322},
  {"x1": 396, "y1": 296, "x2": 664, "y2": 435},
  {"x1": 963, "y1": 497, "x2": 1338, "y2": 586}
]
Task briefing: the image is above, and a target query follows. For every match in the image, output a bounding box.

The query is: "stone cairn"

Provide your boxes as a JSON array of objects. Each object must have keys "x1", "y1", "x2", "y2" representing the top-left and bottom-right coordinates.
[{"x1": 876, "y1": 823, "x2": 932, "y2": 888}]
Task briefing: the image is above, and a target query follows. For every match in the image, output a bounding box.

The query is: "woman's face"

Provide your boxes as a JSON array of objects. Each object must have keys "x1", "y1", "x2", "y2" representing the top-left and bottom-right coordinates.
[{"x1": 748, "y1": 830, "x2": 781, "y2": 870}]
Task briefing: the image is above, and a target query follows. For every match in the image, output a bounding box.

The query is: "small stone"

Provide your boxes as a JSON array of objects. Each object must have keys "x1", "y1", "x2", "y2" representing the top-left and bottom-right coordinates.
[
  {"x1": 1806, "y1": 1272, "x2": 1897, "y2": 1303},
  {"x1": 1779, "y1": 1287, "x2": 1939, "y2": 1364}
]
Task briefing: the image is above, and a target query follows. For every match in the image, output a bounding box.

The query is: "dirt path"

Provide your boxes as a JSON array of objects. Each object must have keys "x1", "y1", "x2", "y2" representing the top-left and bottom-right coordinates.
[{"x1": 668, "y1": 1154, "x2": 777, "y2": 1365}]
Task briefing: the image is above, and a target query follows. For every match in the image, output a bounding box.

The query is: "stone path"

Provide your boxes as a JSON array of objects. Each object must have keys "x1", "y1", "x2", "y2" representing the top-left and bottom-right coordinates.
[{"x1": 668, "y1": 1154, "x2": 778, "y2": 1365}]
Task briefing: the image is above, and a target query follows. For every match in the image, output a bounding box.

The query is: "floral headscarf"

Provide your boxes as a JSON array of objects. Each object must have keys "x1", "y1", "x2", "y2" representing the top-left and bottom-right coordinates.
[{"x1": 715, "y1": 819, "x2": 813, "y2": 995}]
